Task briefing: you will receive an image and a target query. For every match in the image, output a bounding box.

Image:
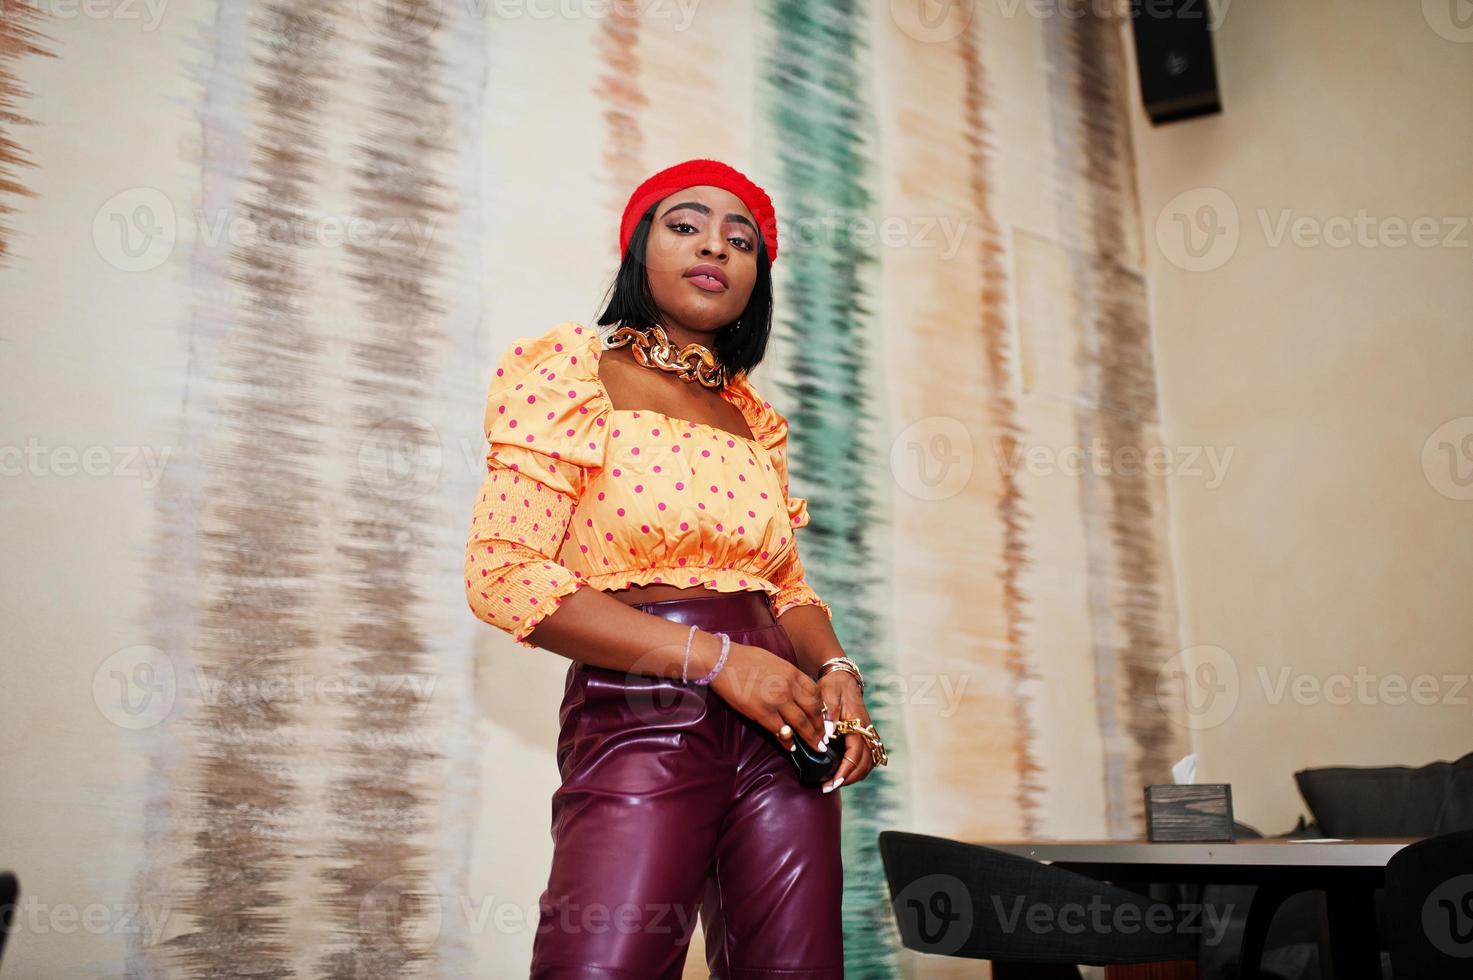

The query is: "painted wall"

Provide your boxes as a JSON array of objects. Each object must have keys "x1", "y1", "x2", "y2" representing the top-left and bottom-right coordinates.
[
  {"x1": 1126, "y1": 0, "x2": 1473, "y2": 834},
  {"x1": 2, "y1": 2, "x2": 1184, "y2": 977}
]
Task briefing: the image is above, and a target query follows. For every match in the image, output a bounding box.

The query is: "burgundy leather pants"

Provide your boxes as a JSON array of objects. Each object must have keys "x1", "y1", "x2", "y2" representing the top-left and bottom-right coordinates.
[{"x1": 529, "y1": 590, "x2": 844, "y2": 979}]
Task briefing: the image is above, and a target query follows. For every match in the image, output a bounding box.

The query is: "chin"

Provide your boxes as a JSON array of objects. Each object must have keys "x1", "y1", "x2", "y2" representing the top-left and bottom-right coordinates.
[{"x1": 664, "y1": 300, "x2": 742, "y2": 335}]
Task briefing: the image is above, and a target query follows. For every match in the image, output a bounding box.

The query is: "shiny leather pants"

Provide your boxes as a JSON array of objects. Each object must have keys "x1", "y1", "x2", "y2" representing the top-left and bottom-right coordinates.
[{"x1": 529, "y1": 590, "x2": 844, "y2": 979}]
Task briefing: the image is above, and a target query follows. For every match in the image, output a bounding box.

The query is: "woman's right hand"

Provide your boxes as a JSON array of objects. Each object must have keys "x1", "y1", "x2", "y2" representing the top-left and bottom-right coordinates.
[{"x1": 708, "y1": 639, "x2": 828, "y2": 753}]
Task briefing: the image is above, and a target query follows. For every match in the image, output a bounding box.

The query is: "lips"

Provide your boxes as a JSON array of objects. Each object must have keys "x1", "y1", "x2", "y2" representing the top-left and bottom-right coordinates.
[{"x1": 684, "y1": 263, "x2": 728, "y2": 291}]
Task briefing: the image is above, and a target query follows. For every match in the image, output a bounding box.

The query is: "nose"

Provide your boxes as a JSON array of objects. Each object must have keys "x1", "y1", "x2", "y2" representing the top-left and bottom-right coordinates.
[{"x1": 700, "y1": 229, "x2": 727, "y2": 260}]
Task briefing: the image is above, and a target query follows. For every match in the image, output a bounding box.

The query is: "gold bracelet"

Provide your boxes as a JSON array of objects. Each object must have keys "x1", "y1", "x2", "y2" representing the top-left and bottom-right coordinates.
[{"x1": 817, "y1": 656, "x2": 864, "y2": 693}]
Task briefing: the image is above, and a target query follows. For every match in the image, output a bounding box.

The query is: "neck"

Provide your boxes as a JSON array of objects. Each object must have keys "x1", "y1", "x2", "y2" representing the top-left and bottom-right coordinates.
[{"x1": 653, "y1": 316, "x2": 718, "y2": 352}]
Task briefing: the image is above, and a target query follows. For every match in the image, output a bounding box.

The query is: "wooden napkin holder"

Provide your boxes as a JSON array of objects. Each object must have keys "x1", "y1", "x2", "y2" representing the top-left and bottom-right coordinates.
[{"x1": 1145, "y1": 784, "x2": 1235, "y2": 842}]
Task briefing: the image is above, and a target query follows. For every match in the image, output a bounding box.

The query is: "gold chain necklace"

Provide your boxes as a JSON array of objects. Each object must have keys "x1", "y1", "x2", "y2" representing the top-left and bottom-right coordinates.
[{"x1": 605, "y1": 323, "x2": 728, "y2": 390}]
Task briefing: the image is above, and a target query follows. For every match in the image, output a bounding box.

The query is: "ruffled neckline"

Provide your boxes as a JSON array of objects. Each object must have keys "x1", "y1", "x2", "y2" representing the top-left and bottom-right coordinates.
[
  {"x1": 573, "y1": 321, "x2": 787, "y2": 453},
  {"x1": 720, "y1": 369, "x2": 788, "y2": 452}
]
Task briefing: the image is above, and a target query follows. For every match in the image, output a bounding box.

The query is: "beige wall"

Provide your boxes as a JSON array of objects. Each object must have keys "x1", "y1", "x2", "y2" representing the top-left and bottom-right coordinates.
[{"x1": 1126, "y1": 0, "x2": 1473, "y2": 832}]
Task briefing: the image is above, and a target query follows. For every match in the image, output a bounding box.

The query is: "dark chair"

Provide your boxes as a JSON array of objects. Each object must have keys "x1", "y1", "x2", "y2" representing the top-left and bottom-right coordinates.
[
  {"x1": 878, "y1": 830, "x2": 1199, "y2": 978},
  {"x1": 1177, "y1": 820, "x2": 1326, "y2": 980},
  {"x1": 0, "y1": 872, "x2": 16, "y2": 969},
  {"x1": 1383, "y1": 829, "x2": 1473, "y2": 978}
]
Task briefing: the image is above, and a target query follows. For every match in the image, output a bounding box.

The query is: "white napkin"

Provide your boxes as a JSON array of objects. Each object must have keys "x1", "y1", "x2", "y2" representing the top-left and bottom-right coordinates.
[{"x1": 1171, "y1": 753, "x2": 1199, "y2": 785}]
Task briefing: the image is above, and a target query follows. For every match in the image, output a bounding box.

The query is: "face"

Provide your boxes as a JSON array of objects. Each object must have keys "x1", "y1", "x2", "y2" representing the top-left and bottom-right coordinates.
[{"x1": 641, "y1": 184, "x2": 759, "y2": 338}]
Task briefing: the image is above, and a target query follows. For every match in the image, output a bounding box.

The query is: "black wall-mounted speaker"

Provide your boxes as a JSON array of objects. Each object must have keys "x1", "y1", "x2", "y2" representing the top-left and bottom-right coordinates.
[{"x1": 1130, "y1": 0, "x2": 1223, "y2": 124}]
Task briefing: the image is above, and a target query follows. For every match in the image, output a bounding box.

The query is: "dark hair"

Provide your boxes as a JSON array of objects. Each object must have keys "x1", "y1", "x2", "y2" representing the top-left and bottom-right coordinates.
[{"x1": 596, "y1": 202, "x2": 773, "y2": 379}]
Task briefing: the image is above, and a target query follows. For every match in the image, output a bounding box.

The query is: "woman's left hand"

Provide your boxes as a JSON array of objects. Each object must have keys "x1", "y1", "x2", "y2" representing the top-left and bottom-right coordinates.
[{"x1": 817, "y1": 671, "x2": 876, "y2": 793}]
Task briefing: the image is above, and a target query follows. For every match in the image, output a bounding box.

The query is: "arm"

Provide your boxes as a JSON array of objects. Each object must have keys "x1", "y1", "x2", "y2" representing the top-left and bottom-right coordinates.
[
  {"x1": 762, "y1": 410, "x2": 837, "y2": 678},
  {"x1": 777, "y1": 603, "x2": 844, "y2": 680},
  {"x1": 768, "y1": 536, "x2": 838, "y2": 679},
  {"x1": 462, "y1": 460, "x2": 828, "y2": 751},
  {"x1": 465, "y1": 460, "x2": 729, "y2": 678}
]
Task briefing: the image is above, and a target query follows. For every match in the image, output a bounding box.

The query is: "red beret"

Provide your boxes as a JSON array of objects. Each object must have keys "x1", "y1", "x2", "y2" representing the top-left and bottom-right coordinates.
[{"x1": 619, "y1": 158, "x2": 779, "y2": 264}]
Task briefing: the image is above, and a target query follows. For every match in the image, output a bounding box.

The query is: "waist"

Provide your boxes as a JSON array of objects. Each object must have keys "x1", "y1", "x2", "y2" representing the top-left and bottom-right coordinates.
[{"x1": 628, "y1": 589, "x2": 778, "y2": 633}]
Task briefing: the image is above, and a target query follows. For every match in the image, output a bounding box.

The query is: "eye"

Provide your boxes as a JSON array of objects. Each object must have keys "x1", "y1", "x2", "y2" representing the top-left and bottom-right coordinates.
[
  {"x1": 729, "y1": 236, "x2": 754, "y2": 252},
  {"x1": 669, "y1": 220, "x2": 698, "y2": 234}
]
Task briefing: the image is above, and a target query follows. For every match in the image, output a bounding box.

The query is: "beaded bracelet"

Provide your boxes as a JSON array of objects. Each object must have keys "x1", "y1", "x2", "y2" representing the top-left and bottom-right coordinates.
[
  {"x1": 681, "y1": 624, "x2": 699, "y2": 682},
  {"x1": 683, "y1": 621, "x2": 736, "y2": 683}
]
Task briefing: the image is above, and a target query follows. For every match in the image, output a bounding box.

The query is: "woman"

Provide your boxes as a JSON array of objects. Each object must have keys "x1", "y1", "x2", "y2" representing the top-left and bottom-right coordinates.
[{"x1": 464, "y1": 158, "x2": 887, "y2": 979}]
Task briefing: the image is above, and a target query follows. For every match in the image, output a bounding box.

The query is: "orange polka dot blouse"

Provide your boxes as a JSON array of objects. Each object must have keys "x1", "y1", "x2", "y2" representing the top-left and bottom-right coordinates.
[{"x1": 464, "y1": 320, "x2": 832, "y2": 648}]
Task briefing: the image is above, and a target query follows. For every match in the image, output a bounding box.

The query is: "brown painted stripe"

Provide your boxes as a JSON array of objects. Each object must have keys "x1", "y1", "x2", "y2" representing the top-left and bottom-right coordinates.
[
  {"x1": 312, "y1": 12, "x2": 452, "y2": 979},
  {"x1": 1046, "y1": 1, "x2": 1186, "y2": 833},
  {"x1": 0, "y1": 6, "x2": 57, "y2": 265},
  {"x1": 597, "y1": 5, "x2": 646, "y2": 255},
  {"x1": 156, "y1": 5, "x2": 341, "y2": 975},
  {"x1": 958, "y1": 16, "x2": 1044, "y2": 835}
]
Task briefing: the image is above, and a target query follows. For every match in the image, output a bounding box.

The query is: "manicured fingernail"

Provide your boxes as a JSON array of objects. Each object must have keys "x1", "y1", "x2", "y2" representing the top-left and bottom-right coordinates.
[
  {"x1": 818, "y1": 737, "x2": 829, "y2": 751},
  {"x1": 823, "y1": 777, "x2": 845, "y2": 794},
  {"x1": 824, "y1": 720, "x2": 836, "y2": 740},
  {"x1": 788, "y1": 742, "x2": 796, "y2": 751}
]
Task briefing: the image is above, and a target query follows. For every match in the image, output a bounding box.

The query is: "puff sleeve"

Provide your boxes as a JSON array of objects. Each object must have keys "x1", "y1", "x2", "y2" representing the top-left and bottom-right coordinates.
[
  {"x1": 746, "y1": 384, "x2": 832, "y2": 622},
  {"x1": 463, "y1": 322, "x2": 611, "y2": 647}
]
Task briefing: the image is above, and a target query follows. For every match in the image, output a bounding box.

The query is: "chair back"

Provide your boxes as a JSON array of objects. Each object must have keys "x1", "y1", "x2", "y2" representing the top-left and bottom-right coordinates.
[
  {"x1": 1384, "y1": 829, "x2": 1473, "y2": 977},
  {"x1": 878, "y1": 830, "x2": 1199, "y2": 966}
]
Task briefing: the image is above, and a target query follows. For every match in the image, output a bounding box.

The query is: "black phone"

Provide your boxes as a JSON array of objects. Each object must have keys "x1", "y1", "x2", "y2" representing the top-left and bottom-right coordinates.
[{"x1": 786, "y1": 733, "x2": 843, "y2": 789}]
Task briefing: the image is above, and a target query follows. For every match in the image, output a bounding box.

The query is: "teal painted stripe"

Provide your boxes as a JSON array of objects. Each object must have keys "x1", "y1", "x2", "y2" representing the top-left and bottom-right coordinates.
[{"x1": 761, "y1": 1, "x2": 905, "y2": 975}]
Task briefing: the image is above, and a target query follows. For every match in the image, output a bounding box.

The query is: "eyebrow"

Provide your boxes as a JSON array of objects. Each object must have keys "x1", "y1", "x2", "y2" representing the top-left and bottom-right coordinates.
[{"x1": 658, "y1": 200, "x2": 757, "y2": 234}]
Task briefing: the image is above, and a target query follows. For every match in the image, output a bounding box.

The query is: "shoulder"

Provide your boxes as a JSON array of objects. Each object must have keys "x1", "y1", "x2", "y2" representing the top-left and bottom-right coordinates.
[
  {"x1": 483, "y1": 322, "x2": 612, "y2": 467},
  {"x1": 490, "y1": 320, "x2": 605, "y2": 386}
]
